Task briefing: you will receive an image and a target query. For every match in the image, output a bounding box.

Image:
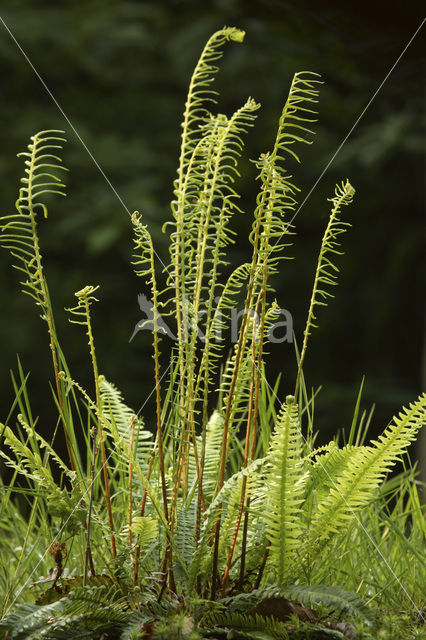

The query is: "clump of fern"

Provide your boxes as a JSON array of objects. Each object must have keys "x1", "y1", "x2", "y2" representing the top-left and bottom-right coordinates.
[{"x1": 0, "y1": 26, "x2": 424, "y2": 640}]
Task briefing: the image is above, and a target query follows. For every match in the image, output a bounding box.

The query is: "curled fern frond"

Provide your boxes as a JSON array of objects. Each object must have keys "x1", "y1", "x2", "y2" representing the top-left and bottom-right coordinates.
[
  {"x1": 249, "y1": 72, "x2": 322, "y2": 286},
  {"x1": 0, "y1": 129, "x2": 67, "y2": 313},
  {"x1": 175, "y1": 26, "x2": 246, "y2": 205},
  {"x1": 295, "y1": 180, "x2": 355, "y2": 398},
  {"x1": 274, "y1": 71, "x2": 321, "y2": 164}
]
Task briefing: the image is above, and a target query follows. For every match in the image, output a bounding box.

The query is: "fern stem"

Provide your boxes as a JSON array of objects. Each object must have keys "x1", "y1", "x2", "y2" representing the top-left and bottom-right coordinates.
[
  {"x1": 221, "y1": 286, "x2": 266, "y2": 595},
  {"x1": 85, "y1": 298, "x2": 116, "y2": 562},
  {"x1": 254, "y1": 542, "x2": 270, "y2": 589},
  {"x1": 133, "y1": 446, "x2": 156, "y2": 585},
  {"x1": 128, "y1": 415, "x2": 136, "y2": 550},
  {"x1": 83, "y1": 425, "x2": 97, "y2": 586},
  {"x1": 25, "y1": 134, "x2": 76, "y2": 472}
]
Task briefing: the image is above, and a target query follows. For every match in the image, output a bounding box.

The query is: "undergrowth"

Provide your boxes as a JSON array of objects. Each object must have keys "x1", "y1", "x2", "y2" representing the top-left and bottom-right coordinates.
[{"x1": 0, "y1": 27, "x2": 424, "y2": 640}]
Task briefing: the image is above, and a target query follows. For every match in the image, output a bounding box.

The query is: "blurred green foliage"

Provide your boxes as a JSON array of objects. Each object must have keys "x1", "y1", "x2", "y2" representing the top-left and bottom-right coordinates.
[{"x1": 0, "y1": 0, "x2": 424, "y2": 460}]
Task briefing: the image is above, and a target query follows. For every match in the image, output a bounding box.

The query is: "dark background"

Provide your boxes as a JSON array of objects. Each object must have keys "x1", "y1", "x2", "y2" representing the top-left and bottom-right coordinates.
[{"x1": 0, "y1": 1, "x2": 424, "y2": 470}]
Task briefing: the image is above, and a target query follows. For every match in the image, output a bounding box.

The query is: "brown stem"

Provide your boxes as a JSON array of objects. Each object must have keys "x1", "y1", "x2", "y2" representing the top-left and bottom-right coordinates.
[
  {"x1": 128, "y1": 416, "x2": 136, "y2": 552},
  {"x1": 221, "y1": 289, "x2": 264, "y2": 596},
  {"x1": 83, "y1": 427, "x2": 97, "y2": 586},
  {"x1": 133, "y1": 447, "x2": 155, "y2": 585},
  {"x1": 254, "y1": 542, "x2": 270, "y2": 589}
]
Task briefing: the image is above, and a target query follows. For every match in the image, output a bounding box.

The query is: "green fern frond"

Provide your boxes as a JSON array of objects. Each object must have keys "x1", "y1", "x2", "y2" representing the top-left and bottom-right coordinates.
[
  {"x1": 273, "y1": 71, "x2": 321, "y2": 164},
  {"x1": 0, "y1": 130, "x2": 67, "y2": 312},
  {"x1": 194, "y1": 263, "x2": 251, "y2": 410},
  {"x1": 67, "y1": 285, "x2": 100, "y2": 328},
  {"x1": 298, "y1": 393, "x2": 426, "y2": 563},
  {"x1": 200, "y1": 411, "x2": 225, "y2": 500},
  {"x1": 188, "y1": 458, "x2": 265, "y2": 591},
  {"x1": 219, "y1": 583, "x2": 370, "y2": 620},
  {"x1": 0, "y1": 586, "x2": 129, "y2": 639},
  {"x1": 295, "y1": 180, "x2": 355, "y2": 397},
  {"x1": 205, "y1": 610, "x2": 289, "y2": 639},
  {"x1": 174, "y1": 504, "x2": 197, "y2": 586},
  {"x1": 175, "y1": 27, "x2": 246, "y2": 207},
  {"x1": 120, "y1": 515, "x2": 159, "y2": 549},
  {"x1": 99, "y1": 375, "x2": 153, "y2": 471},
  {"x1": 263, "y1": 396, "x2": 307, "y2": 585},
  {"x1": 249, "y1": 72, "x2": 321, "y2": 284},
  {"x1": 282, "y1": 584, "x2": 371, "y2": 621},
  {"x1": 168, "y1": 27, "x2": 247, "y2": 348}
]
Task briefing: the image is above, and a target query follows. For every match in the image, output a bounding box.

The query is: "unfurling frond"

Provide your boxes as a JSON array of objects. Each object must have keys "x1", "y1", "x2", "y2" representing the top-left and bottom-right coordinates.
[
  {"x1": 67, "y1": 285, "x2": 100, "y2": 327},
  {"x1": 295, "y1": 180, "x2": 355, "y2": 398},
  {"x1": 274, "y1": 71, "x2": 321, "y2": 164},
  {"x1": 0, "y1": 130, "x2": 67, "y2": 314},
  {"x1": 248, "y1": 73, "x2": 322, "y2": 306},
  {"x1": 306, "y1": 180, "x2": 355, "y2": 334},
  {"x1": 175, "y1": 27, "x2": 246, "y2": 202}
]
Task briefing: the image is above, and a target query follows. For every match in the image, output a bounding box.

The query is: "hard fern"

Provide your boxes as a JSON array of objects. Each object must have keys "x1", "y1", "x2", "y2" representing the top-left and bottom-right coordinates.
[
  {"x1": 295, "y1": 180, "x2": 355, "y2": 399},
  {"x1": 263, "y1": 396, "x2": 307, "y2": 585},
  {"x1": 211, "y1": 72, "x2": 321, "y2": 595},
  {"x1": 99, "y1": 375, "x2": 153, "y2": 474},
  {"x1": 0, "y1": 130, "x2": 77, "y2": 470},
  {"x1": 296, "y1": 393, "x2": 426, "y2": 571}
]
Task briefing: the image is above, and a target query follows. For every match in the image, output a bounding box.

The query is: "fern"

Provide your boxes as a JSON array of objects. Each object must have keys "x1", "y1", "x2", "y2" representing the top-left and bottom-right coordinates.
[
  {"x1": 0, "y1": 25, "x2": 424, "y2": 638},
  {"x1": 99, "y1": 375, "x2": 153, "y2": 473},
  {"x1": 204, "y1": 610, "x2": 289, "y2": 639},
  {"x1": 297, "y1": 393, "x2": 426, "y2": 567},
  {"x1": 0, "y1": 586, "x2": 129, "y2": 639},
  {"x1": 219, "y1": 583, "x2": 370, "y2": 620},
  {"x1": 263, "y1": 396, "x2": 307, "y2": 585},
  {"x1": 0, "y1": 130, "x2": 79, "y2": 471},
  {"x1": 0, "y1": 130, "x2": 67, "y2": 313},
  {"x1": 295, "y1": 180, "x2": 355, "y2": 398}
]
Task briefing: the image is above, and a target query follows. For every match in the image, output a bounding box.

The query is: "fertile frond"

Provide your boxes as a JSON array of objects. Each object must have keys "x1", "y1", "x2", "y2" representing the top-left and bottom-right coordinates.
[
  {"x1": 67, "y1": 285, "x2": 100, "y2": 328},
  {"x1": 166, "y1": 99, "x2": 259, "y2": 331},
  {"x1": 195, "y1": 263, "x2": 251, "y2": 404},
  {"x1": 175, "y1": 26, "x2": 246, "y2": 204},
  {"x1": 0, "y1": 130, "x2": 66, "y2": 313},
  {"x1": 295, "y1": 180, "x2": 354, "y2": 397},
  {"x1": 249, "y1": 72, "x2": 322, "y2": 287},
  {"x1": 273, "y1": 71, "x2": 321, "y2": 165},
  {"x1": 303, "y1": 180, "x2": 354, "y2": 336}
]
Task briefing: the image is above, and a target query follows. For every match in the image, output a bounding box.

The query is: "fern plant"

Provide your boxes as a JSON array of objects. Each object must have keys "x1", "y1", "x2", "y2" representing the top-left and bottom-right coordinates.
[{"x1": 0, "y1": 26, "x2": 424, "y2": 640}]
